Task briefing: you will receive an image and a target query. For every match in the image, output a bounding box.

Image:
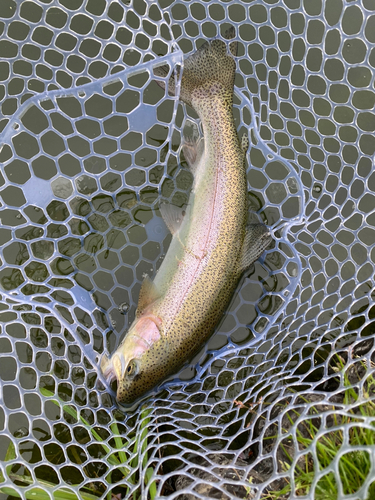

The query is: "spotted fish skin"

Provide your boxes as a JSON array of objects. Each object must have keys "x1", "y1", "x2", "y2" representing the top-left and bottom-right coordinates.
[{"x1": 101, "y1": 29, "x2": 272, "y2": 405}]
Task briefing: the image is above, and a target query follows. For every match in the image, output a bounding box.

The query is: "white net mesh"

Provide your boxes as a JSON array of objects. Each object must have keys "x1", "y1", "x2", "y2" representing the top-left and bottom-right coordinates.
[{"x1": 0, "y1": 0, "x2": 374, "y2": 499}]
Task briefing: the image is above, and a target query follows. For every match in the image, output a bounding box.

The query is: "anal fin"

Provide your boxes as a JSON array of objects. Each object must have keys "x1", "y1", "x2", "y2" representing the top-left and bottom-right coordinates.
[
  {"x1": 239, "y1": 223, "x2": 272, "y2": 273},
  {"x1": 182, "y1": 136, "x2": 204, "y2": 174}
]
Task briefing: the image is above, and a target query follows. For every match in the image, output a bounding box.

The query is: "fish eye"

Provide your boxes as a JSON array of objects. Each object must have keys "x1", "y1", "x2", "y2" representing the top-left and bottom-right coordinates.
[{"x1": 126, "y1": 360, "x2": 138, "y2": 378}]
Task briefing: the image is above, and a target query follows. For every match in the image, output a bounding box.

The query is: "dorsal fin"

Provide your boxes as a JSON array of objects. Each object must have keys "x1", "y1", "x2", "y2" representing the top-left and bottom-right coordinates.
[
  {"x1": 136, "y1": 275, "x2": 160, "y2": 317},
  {"x1": 238, "y1": 224, "x2": 272, "y2": 273},
  {"x1": 160, "y1": 202, "x2": 186, "y2": 235}
]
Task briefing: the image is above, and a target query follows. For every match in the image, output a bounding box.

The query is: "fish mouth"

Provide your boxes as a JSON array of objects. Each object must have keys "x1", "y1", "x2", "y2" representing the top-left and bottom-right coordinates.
[
  {"x1": 100, "y1": 353, "x2": 119, "y2": 393},
  {"x1": 106, "y1": 368, "x2": 119, "y2": 395},
  {"x1": 101, "y1": 353, "x2": 142, "y2": 400}
]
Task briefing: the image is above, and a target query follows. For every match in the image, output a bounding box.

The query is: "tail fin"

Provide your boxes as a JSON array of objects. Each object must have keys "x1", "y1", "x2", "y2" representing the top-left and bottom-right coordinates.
[{"x1": 154, "y1": 27, "x2": 237, "y2": 107}]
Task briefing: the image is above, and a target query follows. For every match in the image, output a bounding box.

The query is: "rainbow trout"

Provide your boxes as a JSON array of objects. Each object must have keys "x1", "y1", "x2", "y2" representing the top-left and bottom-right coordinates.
[{"x1": 101, "y1": 29, "x2": 272, "y2": 405}]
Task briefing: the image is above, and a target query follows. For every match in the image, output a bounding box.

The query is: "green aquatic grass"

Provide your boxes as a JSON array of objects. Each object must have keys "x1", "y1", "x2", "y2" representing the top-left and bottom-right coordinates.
[
  {"x1": 259, "y1": 356, "x2": 375, "y2": 499},
  {"x1": 0, "y1": 388, "x2": 157, "y2": 500},
  {"x1": 0, "y1": 486, "x2": 99, "y2": 500}
]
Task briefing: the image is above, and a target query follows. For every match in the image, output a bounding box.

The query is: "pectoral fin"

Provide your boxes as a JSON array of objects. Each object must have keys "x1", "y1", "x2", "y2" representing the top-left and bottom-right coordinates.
[
  {"x1": 239, "y1": 223, "x2": 272, "y2": 273},
  {"x1": 136, "y1": 275, "x2": 160, "y2": 317},
  {"x1": 160, "y1": 202, "x2": 186, "y2": 234}
]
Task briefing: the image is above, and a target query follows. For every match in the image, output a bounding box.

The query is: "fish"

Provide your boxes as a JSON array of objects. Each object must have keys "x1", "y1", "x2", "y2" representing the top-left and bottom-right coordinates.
[{"x1": 100, "y1": 27, "x2": 272, "y2": 405}]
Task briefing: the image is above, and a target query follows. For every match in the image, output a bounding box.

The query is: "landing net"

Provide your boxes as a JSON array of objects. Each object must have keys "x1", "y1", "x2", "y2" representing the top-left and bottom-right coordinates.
[{"x1": 0, "y1": 1, "x2": 374, "y2": 499}]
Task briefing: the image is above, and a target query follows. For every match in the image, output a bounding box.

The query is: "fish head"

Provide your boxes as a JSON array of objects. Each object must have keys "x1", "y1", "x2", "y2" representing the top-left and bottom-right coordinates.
[{"x1": 101, "y1": 314, "x2": 168, "y2": 405}]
